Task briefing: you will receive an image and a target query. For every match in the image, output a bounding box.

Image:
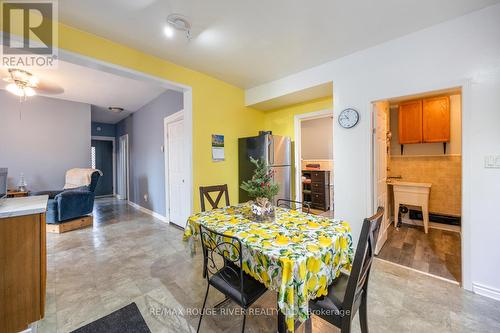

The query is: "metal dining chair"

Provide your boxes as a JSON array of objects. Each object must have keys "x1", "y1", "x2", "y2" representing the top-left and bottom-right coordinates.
[
  {"x1": 276, "y1": 198, "x2": 311, "y2": 214},
  {"x1": 199, "y1": 184, "x2": 230, "y2": 211},
  {"x1": 197, "y1": 225, "x2": 268, "y2": 333},
  {"x1": 305, "y1": 207, "x2": 384, "y2": 333}
]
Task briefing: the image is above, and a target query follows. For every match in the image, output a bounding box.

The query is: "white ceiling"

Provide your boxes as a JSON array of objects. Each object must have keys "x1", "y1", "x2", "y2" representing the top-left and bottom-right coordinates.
[
  {"x1": 0, "y1": 61, "x2": 166, "y2": 123},
  {"x1": 58, "y1": 0, "x2": 500, "y2": 89}
]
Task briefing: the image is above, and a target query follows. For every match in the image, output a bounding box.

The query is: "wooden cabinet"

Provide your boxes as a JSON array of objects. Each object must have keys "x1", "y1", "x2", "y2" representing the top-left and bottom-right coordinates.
[
  {"x1": 398, "y1": 96, "x2": 450, "y2": 149},
  {"x1": 423, "y1": 96, "x2": 450, "y2": 143},
  {"x1": 302, "y1": 170, "x2": 330, "y2": 211},
  {"x1": 0, "y1": 212, "x2": 46, "y2": 332},
  {"x1": 399, "y1": 100, "x2": 423, "y2": 144}
]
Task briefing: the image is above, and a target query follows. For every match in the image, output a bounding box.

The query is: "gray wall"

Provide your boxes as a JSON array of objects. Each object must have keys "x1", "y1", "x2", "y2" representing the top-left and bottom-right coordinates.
[
  {"x1": 91, "y1": 121, "x2": 116, "y2": 137},
  {"x1": 301, "y1": 117, "x2": 333, "y2": 159},
  {"x1": 116, "y1": 90, "x2": 183, "y2": 215},
  {"x1": 0, "y1": 90, "x2": 91, "y2": 190}
]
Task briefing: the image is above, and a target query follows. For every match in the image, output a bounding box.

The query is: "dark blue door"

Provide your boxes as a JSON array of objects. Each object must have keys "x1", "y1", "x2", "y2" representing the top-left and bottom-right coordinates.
[{"x1": 91, "y1": 140, "x2": 113, "y2": 196}]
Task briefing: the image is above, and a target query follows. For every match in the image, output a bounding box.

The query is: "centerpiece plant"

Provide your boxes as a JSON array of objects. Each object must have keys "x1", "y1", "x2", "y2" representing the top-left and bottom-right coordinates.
[{"x1": 240, "y1": 157, "x2": 279, "y2": 221}]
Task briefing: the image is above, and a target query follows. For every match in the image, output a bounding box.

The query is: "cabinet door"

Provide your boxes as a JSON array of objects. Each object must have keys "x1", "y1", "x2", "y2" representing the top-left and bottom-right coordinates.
[
  {"x1": 423, "y1": 96, "x2": 450, "y2": 142},
  {"x1": 398, "y1": 100, "x2": 423, "y2": 144}
]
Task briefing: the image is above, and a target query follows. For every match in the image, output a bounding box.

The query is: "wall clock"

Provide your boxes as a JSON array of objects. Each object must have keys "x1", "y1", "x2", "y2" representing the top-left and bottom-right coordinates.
[{"x1": 338, "y1": 108, "x2": 360, "y2": 129}]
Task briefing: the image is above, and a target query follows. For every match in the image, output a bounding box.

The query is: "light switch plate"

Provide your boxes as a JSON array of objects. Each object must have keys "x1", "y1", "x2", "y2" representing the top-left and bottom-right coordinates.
[{"x1": 485, "y1": 155, "x2": 500, "y2": 168}]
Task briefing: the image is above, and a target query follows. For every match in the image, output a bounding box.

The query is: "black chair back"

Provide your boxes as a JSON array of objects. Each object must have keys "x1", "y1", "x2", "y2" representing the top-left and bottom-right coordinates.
[
  {"x1": 199, "y1": 225, "x2": 244, "y2": 300},
  {"x1": 199, "y1": 185, "x2": 230, "y2": 212},
  {"x1": 276, "y1": 198, "x2": 311, "y2": 213},
  {"x1": 343, "y1": 207, "x2": 384, "y2": 312}
]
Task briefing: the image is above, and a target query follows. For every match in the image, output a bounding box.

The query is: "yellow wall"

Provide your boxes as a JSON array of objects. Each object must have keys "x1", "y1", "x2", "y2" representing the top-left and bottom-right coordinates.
[
  {"x1": 262, "y1": 97, "x2": 333, "y2": 199},
  {"x1": 263, "y1": 97, "x2": 333, "y2": 139},
  {"x1": 60, "y1": 24, "x2": 265, "y2": 211}
]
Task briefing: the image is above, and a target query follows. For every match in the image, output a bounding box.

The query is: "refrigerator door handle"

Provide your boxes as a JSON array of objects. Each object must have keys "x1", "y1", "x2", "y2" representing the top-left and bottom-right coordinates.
[{"x1": 268, "y1": 136, "x2": 274, "y2": 165}]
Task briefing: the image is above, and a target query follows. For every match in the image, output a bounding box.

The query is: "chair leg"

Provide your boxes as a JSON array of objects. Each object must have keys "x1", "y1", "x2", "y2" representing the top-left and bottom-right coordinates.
[
  {"x1": 340, "y1": 319, "x2": 351, "y2": 333},
  {"x1": 305, "y1": 317, "x2": 313, "y2": 333},
  {"x1": 197, "y1": 284, "x2": 210, "y2": 333},
  {"x1": 241, "y1": 309, "x2": 247, "y2": 333},
  {"x1": 359, "y1": 294, "x2": 369, "y2": 333}
]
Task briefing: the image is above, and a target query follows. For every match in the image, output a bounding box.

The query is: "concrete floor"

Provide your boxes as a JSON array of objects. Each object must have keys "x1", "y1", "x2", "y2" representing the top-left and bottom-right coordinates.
[{"x1": 37, "y1": 198, "x2": 500, "y2": 332}]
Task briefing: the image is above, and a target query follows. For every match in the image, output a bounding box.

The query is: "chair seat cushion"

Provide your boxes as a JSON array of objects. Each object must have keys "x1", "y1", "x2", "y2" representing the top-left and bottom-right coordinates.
[
  {"x1": 309, "y1": 272, "x2": 349, "y2": 313},
  {"x1": 209, "y1": 265, "x2": 268, "y2": 308}
]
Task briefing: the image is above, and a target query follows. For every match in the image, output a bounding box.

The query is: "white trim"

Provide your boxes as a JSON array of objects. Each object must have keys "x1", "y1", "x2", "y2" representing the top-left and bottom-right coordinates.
[
  {"x1": 127, "y1": 200, "x2": 169, "y2": 224},
  {"x1": 368, "y1": 78, "x2": 472, "y2": 291},
  {"x1": 293, "y1": 108, "x2": 334, "y2": 204},
  {"x1": 91, "y1": 136, "x2": 116, "y2": 196},
  {"x1": 375, "y1": 258, "x2": 460, "y2": 286},
  {"x1": 117, "y1": 134, "x2": 130, "y2": 200},
  {"x1": 472, "y1": 283, "x2": 500, "y2": 301}
]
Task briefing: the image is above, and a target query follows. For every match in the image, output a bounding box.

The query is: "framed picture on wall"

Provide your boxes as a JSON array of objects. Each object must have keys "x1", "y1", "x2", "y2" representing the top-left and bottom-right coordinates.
[{"x1": 212, "y1": 134, "x2": 225, "y2": 161}]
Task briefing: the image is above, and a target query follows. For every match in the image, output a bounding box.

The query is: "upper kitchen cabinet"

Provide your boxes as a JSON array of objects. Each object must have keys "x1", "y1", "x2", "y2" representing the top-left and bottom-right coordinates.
[
  {"x1": 399, "y1": 100, "x2": 423, "y2": 144},
  {"x1": 422, "y1": 96, "x2": 450, "y2": 143}
]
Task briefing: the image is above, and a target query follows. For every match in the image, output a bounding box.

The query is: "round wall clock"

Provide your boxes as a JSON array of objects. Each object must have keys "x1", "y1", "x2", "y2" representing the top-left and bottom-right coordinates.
[{"x1": 338, "y1": 108, "x2": 360, "y2": 129}]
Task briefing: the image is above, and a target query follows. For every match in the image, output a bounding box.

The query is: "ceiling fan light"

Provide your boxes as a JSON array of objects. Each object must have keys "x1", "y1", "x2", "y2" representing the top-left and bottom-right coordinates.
[
  {"x1": 6, "y1": 83, "x2": 24, "y2": 97},
  {"x1": 24, "y1": 87, "x2": 36, "y2": 97}
]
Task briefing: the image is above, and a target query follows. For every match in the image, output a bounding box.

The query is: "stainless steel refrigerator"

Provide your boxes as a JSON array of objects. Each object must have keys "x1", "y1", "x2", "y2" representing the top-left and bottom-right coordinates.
[{"x1": 238, "y1": 133, "x2": 291, "y2": 203}]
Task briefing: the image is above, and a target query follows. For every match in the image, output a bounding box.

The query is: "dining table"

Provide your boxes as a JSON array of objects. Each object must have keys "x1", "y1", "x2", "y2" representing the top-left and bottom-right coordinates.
[{"x1": 183, "y1": 203, "x2": 353, "y2": 333}]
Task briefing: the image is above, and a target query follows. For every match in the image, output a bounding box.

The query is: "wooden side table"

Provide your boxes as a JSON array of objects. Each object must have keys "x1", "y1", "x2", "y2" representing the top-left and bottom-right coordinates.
[{"x1": 6, "y1": 190, "x2": 30, "y2": 198}]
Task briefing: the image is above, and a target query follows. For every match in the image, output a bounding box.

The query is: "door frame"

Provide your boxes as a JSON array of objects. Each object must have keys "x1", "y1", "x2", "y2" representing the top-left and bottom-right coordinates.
[
  {"x1": 91, "y1": 136, "x2": 116, "y2": 197},
  {"x1": 369, "y1": 79, "x2": 470, "y2": 288},
  {"x1": 164, "y1": 109, "x2": 190, "y2": 226},
  {"x1": 117, "y1": 134, "x2": 130, "y2": 200},
  {"x1": 293, "y1": 108, "x2": 334, "y2": 206}
]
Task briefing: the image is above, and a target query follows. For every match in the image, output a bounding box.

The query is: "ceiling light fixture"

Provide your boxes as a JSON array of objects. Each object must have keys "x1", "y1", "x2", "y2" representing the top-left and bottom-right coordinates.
[
  {"x1": 166, "y1": 13, "x2": 192, "y2": 40},
  {"x1": 3, "y1": 68, "x2": 38, "y2": 100},
  {"x1": 108, "y1": 107, "x2": 124, "y2": 113}
]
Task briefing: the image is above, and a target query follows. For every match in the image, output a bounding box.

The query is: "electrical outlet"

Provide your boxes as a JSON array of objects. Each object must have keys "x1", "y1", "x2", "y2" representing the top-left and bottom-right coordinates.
[
  {"x1": 485, "y1": 155, "x2": 500, "y2": 168},
  {"x1": 144, "y1": 194, "x2": 148, "y2": 202}
]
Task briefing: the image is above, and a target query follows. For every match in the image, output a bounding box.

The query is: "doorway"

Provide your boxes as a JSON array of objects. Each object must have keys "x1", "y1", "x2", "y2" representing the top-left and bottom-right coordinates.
[
  {"x1": 294, "y1": 109, "x2": 334, "y2": 217},
  {"x1": 91, "y1": 137, "x2": 115, "y2": 197},
  {"x1": 164, "y1": 110, "x2": 190, "y2": 228},
  {"x1": 372, "y1": 88, "x2": 463, "y2": 284},
  {"x1": 117, "y1": 134, "x2": 129, "y2": 200}
]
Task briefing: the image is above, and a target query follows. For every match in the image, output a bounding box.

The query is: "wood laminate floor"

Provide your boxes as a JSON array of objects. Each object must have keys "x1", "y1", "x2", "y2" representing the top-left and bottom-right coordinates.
[{"x1": 377, "y1": 223, "x2": 461, "y2": 283}]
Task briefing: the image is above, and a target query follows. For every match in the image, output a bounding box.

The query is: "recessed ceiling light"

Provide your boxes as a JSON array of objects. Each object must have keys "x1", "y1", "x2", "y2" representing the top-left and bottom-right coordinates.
[
  {"x1": 164, "y1": 25, "x2": 174, "y2": 38},
  {"x1": 108, "y1": 107, "x2": 124, "y2": 113}
]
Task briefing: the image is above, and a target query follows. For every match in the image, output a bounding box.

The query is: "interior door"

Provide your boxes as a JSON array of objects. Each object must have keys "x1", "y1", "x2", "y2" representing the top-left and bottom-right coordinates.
[
  {"x1": 373, "y1": 101, "x2": 389, "y2": 254},
  {"x1": 91, "y1": 139, "x2": 113, "y2": 196},
  {"x1": 166, "y1": 116, "x2": 188, "y2": 228}
]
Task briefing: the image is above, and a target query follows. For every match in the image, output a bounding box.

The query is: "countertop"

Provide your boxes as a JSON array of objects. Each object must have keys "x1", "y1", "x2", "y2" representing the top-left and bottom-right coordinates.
[
  {"x1": 0, "y1": 195, "x2": 49, "y2": 218},
  {"x1": 387, "y1": 180, "x2": 432, "y2": 188}
]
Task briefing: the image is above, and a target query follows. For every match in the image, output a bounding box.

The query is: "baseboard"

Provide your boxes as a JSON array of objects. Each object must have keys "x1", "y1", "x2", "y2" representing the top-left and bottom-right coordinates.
[
  {"x1": 472, "y1": 283, "x2": 500, "y2": 301},
  {"x1": 127, "y1": 201, "x2": 169, "y2": 224},
  {"x1": 391, "y1": 217, "x2": 461, "y2": 233}
]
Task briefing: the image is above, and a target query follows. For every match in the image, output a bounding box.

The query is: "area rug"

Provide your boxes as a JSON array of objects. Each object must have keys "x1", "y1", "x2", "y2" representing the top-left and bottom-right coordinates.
[{"x1": 71, "y1": 302, "x2": 151, "y2": 333}]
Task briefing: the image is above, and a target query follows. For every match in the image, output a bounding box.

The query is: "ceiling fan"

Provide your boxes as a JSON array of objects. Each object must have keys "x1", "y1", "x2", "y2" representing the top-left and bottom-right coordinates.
[{"x1": 2, "y1": 68, "x2": 63, "y2": 100}]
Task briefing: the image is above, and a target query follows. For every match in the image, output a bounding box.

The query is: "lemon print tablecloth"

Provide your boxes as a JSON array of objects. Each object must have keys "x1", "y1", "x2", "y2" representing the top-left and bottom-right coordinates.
[{"x1": 183, "y1": 204, "x2": 353, "y2": 331}]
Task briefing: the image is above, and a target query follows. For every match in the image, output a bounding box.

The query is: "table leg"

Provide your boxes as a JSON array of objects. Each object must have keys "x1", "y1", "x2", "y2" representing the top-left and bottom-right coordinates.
[
  {"x1": 394, "y1": 199, "x2": 400, "y2": 228},
  {"x1": 422, "y1": 204, "x2": 429, "y2": 234}
]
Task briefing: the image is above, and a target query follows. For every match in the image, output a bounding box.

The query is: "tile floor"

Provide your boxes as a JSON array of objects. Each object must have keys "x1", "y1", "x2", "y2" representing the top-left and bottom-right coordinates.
[
  {"x1": 37, "y1": 198, "x2": 500, "y2": 332},
  {"x1": 378, "y1": 224, "x2": 461, "y2": 283}
]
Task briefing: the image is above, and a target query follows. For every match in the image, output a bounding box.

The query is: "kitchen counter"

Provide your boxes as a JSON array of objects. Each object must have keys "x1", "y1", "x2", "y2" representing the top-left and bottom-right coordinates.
[{"x1": 0, "y1": 195, "x2": 49, "y2": 218}]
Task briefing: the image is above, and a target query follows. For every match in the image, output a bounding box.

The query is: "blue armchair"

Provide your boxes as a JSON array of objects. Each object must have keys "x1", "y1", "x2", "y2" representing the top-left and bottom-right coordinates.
[{"x1": 32, "y1": 171, "x2": 101, "y2": 224}]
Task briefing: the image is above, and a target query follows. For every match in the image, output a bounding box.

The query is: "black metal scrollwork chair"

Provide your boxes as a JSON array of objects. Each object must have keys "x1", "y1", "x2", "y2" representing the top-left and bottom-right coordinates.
[
  {"x1": 306, "y1": 207, "x2": 384, "y2": 333},
  {"x1": 197, "y1": 225, "x2": 268, "y2": 333},
  {"x1": 276, "y1": 198, "x2": 311, "y2": 214}
]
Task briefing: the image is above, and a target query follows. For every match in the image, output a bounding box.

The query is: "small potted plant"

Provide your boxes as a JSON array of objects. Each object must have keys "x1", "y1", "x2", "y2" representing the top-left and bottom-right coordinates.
[{"x1": 240, "y1": 157, "x2": 279, "y2": 222}]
